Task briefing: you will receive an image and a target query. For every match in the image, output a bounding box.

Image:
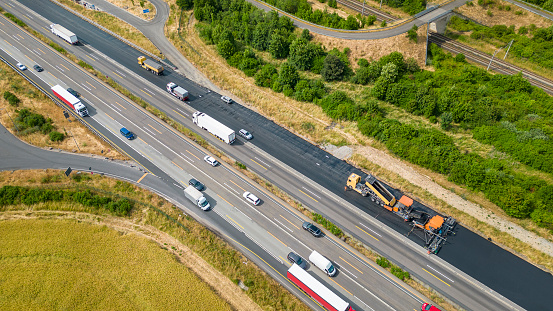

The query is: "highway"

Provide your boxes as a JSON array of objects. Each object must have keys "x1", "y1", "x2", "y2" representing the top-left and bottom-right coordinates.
[{"x1": 2, "y1": 1, "x2": 553, "y2": 310}]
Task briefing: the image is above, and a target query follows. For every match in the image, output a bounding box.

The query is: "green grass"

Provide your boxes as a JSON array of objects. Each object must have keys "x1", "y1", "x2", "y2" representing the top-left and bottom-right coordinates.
[{"x1": 0, "y1": 218, "x2": 233, "y2": 310}]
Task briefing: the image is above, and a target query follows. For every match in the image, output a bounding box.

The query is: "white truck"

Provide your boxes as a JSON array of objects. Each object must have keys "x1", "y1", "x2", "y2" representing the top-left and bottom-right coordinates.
[
  {"x1": 50, "y1": 24, "x2": 78, "y2": 45},
  {"x1": 184, "y1": 185, "x2": 210, "y2": 211},
  {"x1": 51, "y1": 85, "x2": 89, "y2": 117},
  {"x1": 192, "y1": 111, "x2": 236, "y2": 144},
  {"x1": 166, "y1": 82, "x2": 189, "y2": 101}
]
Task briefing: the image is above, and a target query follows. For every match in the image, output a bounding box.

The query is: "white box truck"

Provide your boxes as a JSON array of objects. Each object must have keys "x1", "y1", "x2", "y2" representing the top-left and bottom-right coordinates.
[
  {"x1": 309, "y1": 250, "x2": 337, "y2": 277},
  {"x1": 167, "y1": 82, "x2": 189, "y2": 101},
  {"x1": 51, "y1": 85, "x2": 88, "y2": 117},
  {"x1": 184, "y1": 185, "x2": 210, "y2": 211},
  {"x1": 50, "y1": 24, "x2": 78, "y2": 44},
  {"x1": 192, "y1": 111, "x2": 235, "y2": 144}
]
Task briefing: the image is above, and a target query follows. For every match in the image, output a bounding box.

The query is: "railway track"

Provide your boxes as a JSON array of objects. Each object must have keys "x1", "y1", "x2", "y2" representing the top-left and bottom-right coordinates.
[
  {"x1": 429, "y1": 32, "x2": 553, "y2": 95},
  {"x1": 337, "y1": 0, "x2": 398, "y2": 22}
]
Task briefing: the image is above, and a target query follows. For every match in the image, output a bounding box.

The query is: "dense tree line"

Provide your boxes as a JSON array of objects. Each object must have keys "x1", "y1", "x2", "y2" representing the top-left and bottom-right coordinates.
[
  {"x1": 0, "y1": 186, "x2": 134, "y2": 216},
  {"x1": 383, "y1": 0, "x2": 426, "y2": 15},
  {"x1": 448, "y1": 16, "x2": 553, "y2": 70}
]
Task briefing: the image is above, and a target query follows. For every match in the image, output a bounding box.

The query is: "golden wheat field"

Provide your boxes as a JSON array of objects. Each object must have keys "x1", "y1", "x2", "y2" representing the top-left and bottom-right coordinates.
[{"x1": 0, "y1": 218, "x2": 232, "y2": 310}]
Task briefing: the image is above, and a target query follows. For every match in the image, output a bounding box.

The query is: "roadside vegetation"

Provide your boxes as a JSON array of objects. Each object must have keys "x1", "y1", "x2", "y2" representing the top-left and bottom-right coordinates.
[{"x1": 0, "y1": 169, "x2": 309, "y2": 311}]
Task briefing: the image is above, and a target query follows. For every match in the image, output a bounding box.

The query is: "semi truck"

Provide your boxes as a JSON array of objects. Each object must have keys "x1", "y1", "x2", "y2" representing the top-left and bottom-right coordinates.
[
  {"x1": 192, "y1": 111, "x2": 235, "y2": 144},
  {"x1": 137, "y1": 56, "x2": 163, "y2": 75},
  {"x1": 287, "y1": 264, "x2": 354, "y2": 311},
  {"x1": 51, "y1": 85, "x2": 89, "y2": 117},
  {"x1": 50, "y1": 24, "x2": 78, "y2": 44},
  {"x1": 184, "y1": 185, "x2": 210, "y2": 211},
  {"x1": 166, "y1": 82, "x2": 189, "y2": 101}
]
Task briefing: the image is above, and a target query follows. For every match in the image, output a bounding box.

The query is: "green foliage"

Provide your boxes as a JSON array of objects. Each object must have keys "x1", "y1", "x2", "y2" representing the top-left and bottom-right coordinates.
[
  {"x1": 235, "y1": 161, "x2": 247, "y2": 169},
  {"x1": 268, "y1": 31, "x2": 290, "y2": 59},
  {"x1": 328, "y1": 0, "x2": 337, "y2": 8},
  {"x1": 78, "y1": 60, "x2": 93, "y2": 70},
  {"x1": 217, "y1": 40, "x2": 235, "y2": 59},
  {"x1": 15, "y1": 108, "x2": 55, "y2": 135},
  {"x1": 49, "y1": 131, "x2": 64, "y2": 142},
  {"x1": 440, "y1": 112, "x2": 453, "y2": 130},
  {"x1": 300, "y1": 29, "x2": 312, "y2": 41},
  {"x1": 383, "y1": 0, "x2": 426, "y2": 14},
  {"x1": 390, "y1": 266, "x2": 410, "y2": 281},
  {"x1": 3, "y1": 91, "x2": 20, "y2": 107},
  {"x1": 3, "y1": 12, "x2": 26, "y2": 27},
  {"x1": 48, "y1": 42, "x2": 66, "y2": 54},
  {"x1": 176, "y1": 0, "x2": 194, "y2": 9},
  {"x1": 254, "y1": 64, "x2": 278, "y2": 87},
  {"x1": 277, "y1": 63, "x2": 300, "y2": 89},
  {"x1": 321, "y1": 54, "x2": 346, "y2": 81},
  {"x1": 407, "y1": 25, "x2": 418, "y2": 42},
  {"x1": 376, "y1": 256, "x2": 390, "y2": 268},
  {"x1": 380, "y1": 20, "x2": 387, "y2": 27},
  {"x1": 289, "y1": 38, "x2": 324, "y2": 71},
  {"x1": 311, "y1": 212, "x2": 343, "y2": 237}
]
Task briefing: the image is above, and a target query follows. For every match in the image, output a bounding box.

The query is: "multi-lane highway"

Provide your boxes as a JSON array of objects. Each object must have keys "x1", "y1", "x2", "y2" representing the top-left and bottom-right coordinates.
[{"x1": 1, "y1": 1, "x2": 553, "y2": 310}]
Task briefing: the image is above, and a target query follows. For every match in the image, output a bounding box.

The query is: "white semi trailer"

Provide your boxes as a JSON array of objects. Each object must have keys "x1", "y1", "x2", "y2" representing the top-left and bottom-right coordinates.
[
  {"x1": 50, "y1": 24, "x2": 78, "y2": 44},
  {"x1": 192, "y1": 111, "x2": 235, "y2": 144}
]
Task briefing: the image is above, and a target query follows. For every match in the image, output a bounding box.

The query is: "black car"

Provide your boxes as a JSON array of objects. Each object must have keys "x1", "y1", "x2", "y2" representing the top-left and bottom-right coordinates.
[
  {"x1": 67, "y1": 88, "x2": 80, "y2": 98},
  {"x1": 188, "y1": 178, "x2": 205, "y2": 191},
  {"x1": 302, "y1": 222, "x2": 322, "y2": 237},
  {"x1": 287, "y1": 252, "x2": 307, "y2": 269},
  {"x1": 33, "y1": 64, "x2": 44, "y2": 72}
]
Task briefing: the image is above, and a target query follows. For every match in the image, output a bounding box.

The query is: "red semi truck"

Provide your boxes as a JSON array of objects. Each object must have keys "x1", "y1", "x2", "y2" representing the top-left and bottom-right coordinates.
[
  {"x1": 51, "y1": 85, "x2": 88, "y2": 117},
  {"x1": 287, "y1": 264, "x2": 354, "y2": 311}
]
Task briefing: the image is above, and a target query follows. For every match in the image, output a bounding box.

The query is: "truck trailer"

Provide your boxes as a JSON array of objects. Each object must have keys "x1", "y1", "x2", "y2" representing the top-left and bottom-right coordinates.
[
  {"x1": 50, "y1": 24, "x2": 78, "y2": 44},
  {"x1": 166, "y1": 82, "x2": 189, "y2": 101},
  {"x1": 51, "y1": 85, "x2": 88, "y2": 117},
  {"x1": 137, "y1": 56, "x2": 163, "y2": 75},
  {"x1": 184, "y1": 185, "x2": 210, "y2": 211},
  {"x1": 192, "y1": 111, "x2": 235, "y2": 144},
  {"x1": 287, "y1": 264, "x2": 354, "y2": 311}
]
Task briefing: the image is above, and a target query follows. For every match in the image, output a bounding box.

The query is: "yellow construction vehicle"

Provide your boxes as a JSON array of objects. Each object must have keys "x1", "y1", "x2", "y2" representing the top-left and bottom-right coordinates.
[{"x1": 137, "y1": 56, "x2": 164, "y2": 75}]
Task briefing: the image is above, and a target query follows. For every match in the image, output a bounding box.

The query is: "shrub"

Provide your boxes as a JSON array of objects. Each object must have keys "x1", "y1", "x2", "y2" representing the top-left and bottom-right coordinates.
[
  {"x1": 49, "y1": 131, "x2": 65, "y2": 142},
  {"x1": 376, "y1": 256, "x2": 391, "y2": 268},
  {"x1": 3, "y1": 91, "x2": 20, "y2": 106},
  {"x1": 407, "y1": 25, "x2": 418, "y2": 42},
  {"x1": 78, "y1": 60, "x2": 93, "y2": 70}
]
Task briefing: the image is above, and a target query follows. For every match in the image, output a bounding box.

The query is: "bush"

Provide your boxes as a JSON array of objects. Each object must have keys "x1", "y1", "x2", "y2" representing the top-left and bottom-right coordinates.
[
  {"x1": 3, "y1": 91, "x2": 20, "y2": 106},
  {"x1": 407, "y1": 25, "x2": 418, "y2": 42},
  {"x1": 49, "y1": 131, "x2": 64, "y2": 142},
  {"x1": 78, "y1": 60, "x2": 93, "y2": 70},
  {"x1": 376, "y1": 256, "x2": 390, "y2": 268}
]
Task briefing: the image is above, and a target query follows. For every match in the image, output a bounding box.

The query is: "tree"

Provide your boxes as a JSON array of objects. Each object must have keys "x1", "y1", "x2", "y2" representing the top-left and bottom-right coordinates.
[
  {"x1": 288, "y1": 38, "x2": 323, "y2": 71},
  {"x1": 301, "y1": 29, "x2": 312, "y2": 41},
  {"x1": 252, "y1": 24, "x2": 269, "y2": 51},
  {"x1": 321, "y1": 54, "x2": 345, "y2": 81},
  {"x1": 380, "y1": 63, "x2": 398, "y2": 83},
  {"x1": 255, "y1": 64, "x2": 278, "y2": 87},
  {"x1": 440, "y1": 112, "x2": 453, "y2": 130},
  {"x1": 407, "y1": 25, "x2": 418, "y2": 42},
  {"x1": 49, "y1": 131, "x2": 64, "y2": 142},
  {"x1": 268, "y1": 32, "x2": 289, "y2": 59},
  {"x1": 176, "y1": 0, "x2": 193, "y2": 10},
  {"x1": 277, "y1": 63, "x2": 300, "y2": 89},
  {"x1": 217, "y1": 40, "x2": 235, "y2": 59}
]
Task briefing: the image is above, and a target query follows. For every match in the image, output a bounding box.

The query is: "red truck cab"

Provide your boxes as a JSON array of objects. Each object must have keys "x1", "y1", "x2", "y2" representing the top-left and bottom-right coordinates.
[{"x1": 422, "y1": 303, "x2": 441, "y2": 311}]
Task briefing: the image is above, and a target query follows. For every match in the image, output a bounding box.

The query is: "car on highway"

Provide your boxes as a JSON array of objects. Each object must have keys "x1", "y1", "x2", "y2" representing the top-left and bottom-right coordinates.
[
  {"x1": 422, "y1": 303, "x2": 441, "y2": 311},
  {"x1": 243, "y1": 191, "x2": 260, "y2": 205},
  {"x1": 239, "y1": 129, "x2": 253, "y2": 140},
  {"x1": 287, "y1": 252, "x2": 307, "y2": 269},
  {"x1": 16, "y1": 62, "x2": 27, "y2": 70},
  {"x1": 221, "y1": 95, "x2": 232, "y2": 104},
  {"x1": 302, "y1": 222, "x2": 322, "y2": 237},
  {"x1": 120, "y1": 127, "x2": 135, "y2": 140},
  {"x1": 33, "y1": 64, "x2": 44, "y2": 72},
  {"x1": 204, "y1": 155, "x2": 219, "y2": 167},
  {"x1": 188, "y1": 178, "x2": 205, "y2": 191},
  {"x1": 67, "y1": 88, "x2": 80, "y2": 98}
]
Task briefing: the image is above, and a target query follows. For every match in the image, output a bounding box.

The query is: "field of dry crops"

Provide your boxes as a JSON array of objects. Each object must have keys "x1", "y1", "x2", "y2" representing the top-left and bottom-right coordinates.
[{"x1": 0, "y1": 218, "x2": 233, "y2": 310}]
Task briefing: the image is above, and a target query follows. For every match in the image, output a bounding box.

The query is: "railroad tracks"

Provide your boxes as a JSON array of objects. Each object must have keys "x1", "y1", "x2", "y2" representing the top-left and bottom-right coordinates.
[
  {"x1": 337, "y1": 0, "x2": 398, "y2": 22},
  {"x1": 429, "y1": 32, "x2": 553, "y2": 95}
]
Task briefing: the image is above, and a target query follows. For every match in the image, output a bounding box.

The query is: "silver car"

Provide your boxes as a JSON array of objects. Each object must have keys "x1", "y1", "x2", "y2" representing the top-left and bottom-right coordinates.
[{"x1": 239, "y1": 129, "x2": 253, "y2": 140}]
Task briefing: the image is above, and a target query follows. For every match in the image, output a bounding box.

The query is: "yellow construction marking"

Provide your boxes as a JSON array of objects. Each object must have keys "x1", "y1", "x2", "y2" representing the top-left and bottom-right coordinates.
[
  {"x1": 250, "y1": 158, "x2": 267, "y2": 170},
  {"x1": 226, "y1": 215, "x2": 244, "y2": 230},
  {"x1": 136, "y1": 173, "x2": 148, "y2": 183},
  {"x1": 86, "y1": 55, "x2": 96, "y2": 62},
  {"x1": 267, "y1": 231, "x2": 287, "y2": 247},
  {"x1": 185, "y1": 149, "x2": 200, "y2": 160},
  {"x1": 41, "y1": 26, "x2": 48, "y2": 32},
  {"x1": 0, "y1": 20, "x2": 4, "y2": 26},
  {"x1": 24, "y1": 16, "x2": 31, "y2": 20},
  {"x1": 142, "y1": 153, "x2": 154, "y2": 161},
  {"x1": 171, "y1": 161, "x2": 184, "y2": 171},
  {"x1": 4, "y1": 40, "x2": 12, "y2": 46},
  {"x1": 280, "y1": 256, "x2": 290, "y2": 265},
  {"x1": 298, "y1": 189, "x2": 318, "y2": 202},
  {"x1": 356, "y1": 225, "x2": 380, "y2": 241},
  {"x1": 329, "y1": 279, "x2": 353, "y2": 296},
  {"x1": 339, "y1": 256, "x2": 363, "y2": 274},
  {"x1": 85, "y1": 81, "x2": 96, "y2": 89},
  {"x1": 172, "y1": 109, "x2": 187, "y2": 119},
  {"x1": 423, "y1": 268, "x2": 451, "y2": 287},
  {"x1": 114, "y1": 101, "x2": 126, "y2": 110},
  {"x1": 141, "y1": 89, "x2": 152, "y2": 97},
  {"x1": 112, "y1": 71, "x2": 123, "y2": 79},
  {"x1": 60, "y1": 63, "x2": 70, "y2": 71},
  {"x1": 217, "y1": 194, "x2": 234, "y2": 207},
  {"x1": 48, "y1": 72, "x2": 57, "y2": 79},
  {"x1": 229, "y1": 180, "x2": 245, "y2": 192},
  {"x1": 37, "y1": 48, "x2": 45, "y2": 54},
  {"x1": 148, "y1": 124, "x2": 162, "y2": 134},
  {"x1": 25, "y1": 54, "x2": 32, "y2": 60},
  {"x1": 138, "y1": 137, "x2": 148, "y2": 145},
  {"x1": 104, "y1": 113, "x2": 114, "y2": 121},
  {"x1": 279, "y1": 215, "x2": 300, "y2": 230}
]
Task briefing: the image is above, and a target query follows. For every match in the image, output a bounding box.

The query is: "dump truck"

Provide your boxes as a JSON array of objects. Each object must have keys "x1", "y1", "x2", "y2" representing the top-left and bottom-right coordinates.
[
  {"x1": 137, "y1": 56, "x2": 163, "y2": 75},
  {"x1": 51, "y1": 85, "x2": 88, "y2": 117},
  {"x1": 166, "y1": 82, "x2": 188, "y2": 101},
  {"x1": 184, "y1": 185, "x2": 210, "y2": 211},
  {"x1": 192, "y1": 111, "x2": 236, "y2": 144},
  {"x1": 346, "y1": 173, "x2": 414, "y2": 221},
  {"x1": 50, "y1": 24, "x2": 78, "y2": 44}
]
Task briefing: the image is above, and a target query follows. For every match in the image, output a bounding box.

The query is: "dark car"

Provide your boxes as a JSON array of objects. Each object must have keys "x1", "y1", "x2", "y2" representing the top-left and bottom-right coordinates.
[
  {"x1": 302, "y1": 222, "x2": 322, "y2": 237},
  {"x1": 33, "y1": 64, "x2": 44, "y2": 72},
  {"x1": 188, "y1": 178, "x2": 205, "y2": 191},
  {"x1": 287, "y1": 252, "x2": 307, "y2": 269},
  {"x1": 67, "y1": 88, "x2": 80, "y2": 98},
  {"x1": 120, "y1": 127, "x2": 135, "y2": 140}
]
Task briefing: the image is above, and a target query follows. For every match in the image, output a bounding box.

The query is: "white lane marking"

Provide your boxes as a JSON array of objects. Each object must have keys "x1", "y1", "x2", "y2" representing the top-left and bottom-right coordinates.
[
  {"x1": 301, "y1": 186, "x2": 321, "y2": 199},
  {"x1": 254, "y1": 156, "x2": 271, "y2": 168},
  {"x1": 274, "y1": 218, "x2": 293, "y2": 233},
  {"x1": 336, "y1": 264, "x2": 357, "y2": 279},
  {"x1": 174, "y1": 107, "x2": 189, "y2": 116},
  {"x1": 359, "y1": 222, "x2": 382, "y2": 237},
  {"x1": 341, "y1": 272, "x2": 392, "y2": 311},
  {"x1": 180, "y1": 152, "x2": 194, "y2": 163},
  {"x1": 80, "y1": 83, "x2": 92, "y2": 91},
  {"x1": 224, "y1": 183, "x2": 240, "y2": 195},
  {"x1": 143, "y1": 88, "x2": 155, "y2": 95},
  {"x1": 426, "y1": 265, "x2": 455, "y2": 283},
  {"x1": 115, "y1": 70, "x2": 126, "y2": 77},
  {"x1": 142, "y1": 126, "x2": 156, "y2": 136}
]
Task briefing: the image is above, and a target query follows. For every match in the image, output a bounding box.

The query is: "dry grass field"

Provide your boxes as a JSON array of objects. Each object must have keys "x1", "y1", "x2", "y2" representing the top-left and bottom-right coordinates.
[{"x1": 0, "y1": 218, "x2": 233, "y2": 310}]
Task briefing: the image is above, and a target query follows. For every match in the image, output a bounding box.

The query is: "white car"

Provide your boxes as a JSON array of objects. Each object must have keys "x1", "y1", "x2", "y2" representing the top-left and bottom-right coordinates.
[
  {"x1": 204, "y1": 155, "x2": 218, "y2": 167},
  {"x1": 16, "y1": 62, "x2": 27, "y2": 70},
  {"x1": 221, "y1": 95, "x2": 232, "y2": 104},
  {"x1": 239, "y1": 129, "x2": 253, "y2": 140},
  {"x1": 243, "y1": 191, "x2": 260, "y2": 206}
]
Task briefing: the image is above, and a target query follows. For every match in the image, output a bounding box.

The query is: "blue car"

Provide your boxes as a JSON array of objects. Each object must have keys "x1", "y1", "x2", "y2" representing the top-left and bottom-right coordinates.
[{"x1": 120, "y1": 127, "x2": 135, "y2": 140}]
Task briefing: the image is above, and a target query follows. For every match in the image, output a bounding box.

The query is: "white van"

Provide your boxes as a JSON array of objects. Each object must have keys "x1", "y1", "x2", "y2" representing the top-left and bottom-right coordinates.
[{"x1": 309, "y1": 250, "x2": 337, "y2": 277}]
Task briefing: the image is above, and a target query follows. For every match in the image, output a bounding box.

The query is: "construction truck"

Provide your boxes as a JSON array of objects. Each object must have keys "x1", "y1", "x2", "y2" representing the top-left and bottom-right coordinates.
[
  {"x1": 166, "y1": 82, "x2": 189, "y2": 101},
  {"x1": 347, "y1": 173, "x2": 414, "y2": 221},
  {"x1": 137, "y1": 56, "x2": 163, "y2": 75},
  {"x1": 410, "y1": 213, "x2": 457, "y2": 254}
]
